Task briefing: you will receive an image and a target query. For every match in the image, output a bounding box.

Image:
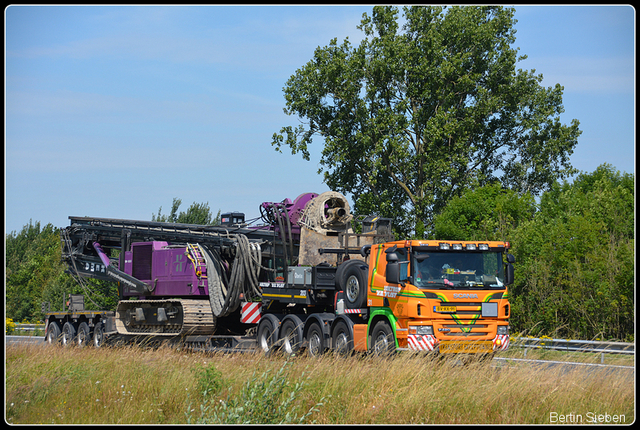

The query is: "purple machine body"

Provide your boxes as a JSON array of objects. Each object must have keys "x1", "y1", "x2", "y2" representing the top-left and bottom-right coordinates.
[
  {"x1": 121, "y1": 241, "x2": 209, "y2": 298},
  {"x1": 89, "y1": 192, "x2": 321, "y2": 300},
  {"x1": 258, "y1": 192, "x2": 318, "y2": 241}
]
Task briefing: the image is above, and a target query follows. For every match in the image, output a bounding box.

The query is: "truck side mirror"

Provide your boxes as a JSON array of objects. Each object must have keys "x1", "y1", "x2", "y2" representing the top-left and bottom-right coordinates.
[
  {"x1": 505, "y1": 263, "x2": 514, "y2": 285},
  {"x1": 504, "y1": 253, "x2": 515, "y2": 285},
  {"x1": 386, "y1": 261, "x2": 408, "y2": 285},
  {"x1": 386, "y1": 262, "x2": 399, "y2": 284}
]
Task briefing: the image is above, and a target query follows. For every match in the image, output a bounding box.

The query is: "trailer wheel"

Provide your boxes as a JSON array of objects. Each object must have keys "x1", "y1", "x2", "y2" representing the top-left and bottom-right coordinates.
[
  {"x1": 77, "y1": 322, "x2": 91, "y2": 347},
  {"x1": 332, "y1": 320, "x2": 354, "y2": 357},
  {"x1": 45, "y1": 322, "x2": 62, "y2": 345},
  {"x1": 93, "y1": 321, "x2": 105, "y2": 348},
  {"x1": 61, "y1": 322, "x2": 77, "y2": 347},
  {"x1": 370, "y1": 320, "x2": 395, "y2": 356},
  {"x1": 280, "y1": 316, "x2": 304, "y2": 356},
  {"x1": 256, "y1": 314, "x2": 280, "y2": 355},
  {"x1": 341, "y1": 261, "x2": 368, "y2": 309},
  {"x1": 306, "y1": 322, "x2": 325, "y2": 357}
]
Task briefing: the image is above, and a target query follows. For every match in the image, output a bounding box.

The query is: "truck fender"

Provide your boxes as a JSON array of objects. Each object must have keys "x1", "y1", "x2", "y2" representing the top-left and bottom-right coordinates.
[
  {"x1": 331, "y1": 314, "x2": 354, "y2": 338},
  {"x1": 368, "y1": 309, "x2": 400, "y2": 349}
]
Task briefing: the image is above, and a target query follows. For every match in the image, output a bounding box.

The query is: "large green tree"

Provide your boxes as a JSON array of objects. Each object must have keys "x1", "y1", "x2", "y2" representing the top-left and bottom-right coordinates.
[{"x1": 272, "y1": 6, "x2": 581, "y2": 237}]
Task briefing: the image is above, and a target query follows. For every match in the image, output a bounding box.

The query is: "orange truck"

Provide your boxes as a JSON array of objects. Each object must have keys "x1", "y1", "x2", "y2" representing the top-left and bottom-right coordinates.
[{"x1": 333, "y1": 239, "x2": 514, "y2": 356}]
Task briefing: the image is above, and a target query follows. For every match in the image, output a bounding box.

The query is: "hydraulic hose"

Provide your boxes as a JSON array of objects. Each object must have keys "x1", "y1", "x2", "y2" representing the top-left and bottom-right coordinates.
[{"x1": 201, "y1": 234, "x2": 262, "y2": 318}]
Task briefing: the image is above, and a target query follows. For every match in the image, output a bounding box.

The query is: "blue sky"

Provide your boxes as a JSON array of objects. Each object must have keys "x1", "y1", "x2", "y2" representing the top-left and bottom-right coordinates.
[{"x1": 4, "y1": 5, "x2": 635, "y2": 235}]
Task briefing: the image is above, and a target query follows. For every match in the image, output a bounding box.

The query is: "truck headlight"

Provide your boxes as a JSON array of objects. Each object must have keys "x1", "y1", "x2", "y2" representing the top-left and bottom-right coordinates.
[
  {"x1": 409, "y1": 325, "x2": 434, "y2": 335},
  {"x1": 497, "y1": 325, "x2": 509, "y2": 335}
]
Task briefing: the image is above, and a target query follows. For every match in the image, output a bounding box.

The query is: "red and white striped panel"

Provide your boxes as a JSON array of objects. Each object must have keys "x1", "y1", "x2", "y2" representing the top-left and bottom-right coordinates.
[
  {"x1": 407, "y1": 334, "x2": 438, "y2": 352},
  {"x1": 240, "y1": 302, "x2": 262, "y2": 324},
  {"x1": 493, "y1": 334, "x2": 510, "y2": 351},
  {"x1": 343, "y1": 309, "x2": 363, "y2": 314}
]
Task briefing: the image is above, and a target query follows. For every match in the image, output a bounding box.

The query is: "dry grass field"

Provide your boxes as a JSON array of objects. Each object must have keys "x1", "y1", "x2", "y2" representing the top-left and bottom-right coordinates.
[{"x1": 5, "y1": 343, "x2": 635, "y2": 424}]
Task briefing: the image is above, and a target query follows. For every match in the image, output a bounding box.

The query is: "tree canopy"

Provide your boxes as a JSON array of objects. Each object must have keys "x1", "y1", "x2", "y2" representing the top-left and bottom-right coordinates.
[
  {"x1": 272, "y1": 5, "x2": 581, "y2": 237},
  {"x1": 152, "y1": 198, "x2": 220, "y2": 225},
  {"x1": 6, "y1": 221, "x2": 118, "y2": 321},
  {"x1": 510, "y1": 164, "x2": 634, "y2": 340},
  {"x1": 433, "y1": 182, "x2": 536, "y2": 242}
]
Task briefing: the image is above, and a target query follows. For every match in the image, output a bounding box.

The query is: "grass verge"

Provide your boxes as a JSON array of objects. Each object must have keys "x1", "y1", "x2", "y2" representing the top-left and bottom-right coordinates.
[{"x1": 5, "y1": 343, "x2": 635, "y2": 424}]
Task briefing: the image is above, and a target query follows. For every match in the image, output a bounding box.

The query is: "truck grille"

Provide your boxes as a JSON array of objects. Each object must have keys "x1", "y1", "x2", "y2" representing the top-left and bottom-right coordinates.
[{"x1": 435, "y1": 301, "x2": 492, "y2": 336}]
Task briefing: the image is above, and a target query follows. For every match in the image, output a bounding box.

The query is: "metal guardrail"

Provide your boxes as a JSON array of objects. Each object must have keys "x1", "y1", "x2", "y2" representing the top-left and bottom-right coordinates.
[
  {"x1": 6, "y1": 325, "x2": 636, "y2": 359},
  {"x1": 9, "y1": 323, "x2": 45, "y2": 334},
  {"x1": 512, "y1": 337, "x2": 635, "y2": 363}
]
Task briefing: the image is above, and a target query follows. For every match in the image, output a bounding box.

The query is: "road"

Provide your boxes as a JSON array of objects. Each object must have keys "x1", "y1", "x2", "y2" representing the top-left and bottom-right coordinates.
[
  {"x1": 492, "y1": 356, "x2": 635, "y2": 378},
  {"x1": 6, "y1": 335, "x2": 44, "y2": 346}
]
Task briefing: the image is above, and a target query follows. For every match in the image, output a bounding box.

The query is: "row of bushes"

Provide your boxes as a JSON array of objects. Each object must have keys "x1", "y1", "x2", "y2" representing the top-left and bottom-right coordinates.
[{"x1": 432, "y1": 164, "x2": 634, "y2": 341}]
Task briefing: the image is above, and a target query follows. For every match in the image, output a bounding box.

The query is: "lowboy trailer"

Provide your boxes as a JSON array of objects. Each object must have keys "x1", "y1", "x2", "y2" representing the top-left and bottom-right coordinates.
[{"x1": 44, "y1": 191, "x2": 514, "y2": 357}]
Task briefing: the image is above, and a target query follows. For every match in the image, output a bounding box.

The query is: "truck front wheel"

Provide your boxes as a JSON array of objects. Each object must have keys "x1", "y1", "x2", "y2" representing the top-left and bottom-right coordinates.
[{"x1": 371, "y1": 320, "x2": 395, "y2": 356}]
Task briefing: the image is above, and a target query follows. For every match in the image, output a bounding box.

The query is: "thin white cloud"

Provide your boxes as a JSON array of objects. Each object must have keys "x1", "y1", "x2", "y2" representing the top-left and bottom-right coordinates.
[
  {"x1": 7, "y1": 6, "x2": 370, "y2": 70},
  {"x1": 519, "y1": 55, "x2": 633, "y2": 94}
]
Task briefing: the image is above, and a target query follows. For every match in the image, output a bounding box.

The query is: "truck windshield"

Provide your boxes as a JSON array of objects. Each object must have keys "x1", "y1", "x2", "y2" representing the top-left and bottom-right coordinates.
[{"x1": 412, "y1": 251, "x2": 506, "y2": 289}]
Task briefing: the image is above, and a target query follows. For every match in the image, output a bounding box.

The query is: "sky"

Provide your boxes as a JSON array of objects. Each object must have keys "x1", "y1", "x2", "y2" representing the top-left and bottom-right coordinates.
[{"x1": 4, "y1": 5, "x2": 635, "y2": 235}]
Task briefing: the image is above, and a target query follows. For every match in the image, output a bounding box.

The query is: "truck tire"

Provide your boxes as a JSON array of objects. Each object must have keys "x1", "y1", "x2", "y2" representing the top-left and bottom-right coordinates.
[
  {"x1": 280, "y1": 316, "x2": 304, "y2": 355},
  {"x1": 77, "y1": 322, "x2": 91, "y2": 347},
  {"x1": 306, "y1": 322, "x2": 326, "y2": 357},
  {"x1": 61, "y1": 322, "x2": 77, "y2": 347},
  {"x1": 332, "y1": 320, "x2": 354, "y2": 357},
  {"x1": 340, "y1": 260, "x2": 368, "y2": 309},
  {"x1": 370, "y1": 320, "x2": 395, "y2": 356},
  {"x1": 45, "y1": 322, "x2": 62, "y2": 345},
  {"x1": 93, "y1": 321, "x2": 105, "y2": 348},
  {"x1": 256, "y1": 314, "x2": 280, "y2": 355}
]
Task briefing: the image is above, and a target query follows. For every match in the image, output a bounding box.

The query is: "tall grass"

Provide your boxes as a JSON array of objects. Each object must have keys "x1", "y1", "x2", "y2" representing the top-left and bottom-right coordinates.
[{"x1": 6, "y1": 344, "x2": 634, "y2": 424}]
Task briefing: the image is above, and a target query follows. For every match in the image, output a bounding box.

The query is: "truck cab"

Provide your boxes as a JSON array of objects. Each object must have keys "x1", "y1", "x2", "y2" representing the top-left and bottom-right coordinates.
[{"x1": 356, "y1": 240, "x2": 514, "y2": 355}]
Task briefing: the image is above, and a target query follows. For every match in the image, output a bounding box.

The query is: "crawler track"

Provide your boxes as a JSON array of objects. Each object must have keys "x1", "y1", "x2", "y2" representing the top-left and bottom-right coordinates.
[{"x1": 115, "y1": 299, "x2": 216, "y2": 337}]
